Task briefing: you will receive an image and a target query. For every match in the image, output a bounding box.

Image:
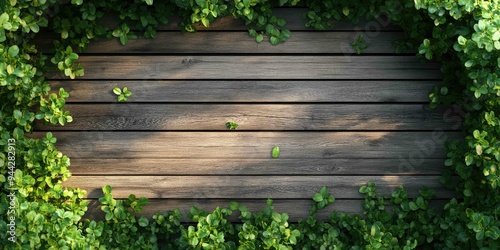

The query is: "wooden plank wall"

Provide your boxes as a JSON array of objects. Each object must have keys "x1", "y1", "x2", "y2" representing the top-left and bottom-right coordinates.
[{"x1": 34, "y1": 8, "x2": 459, "y2": 221}]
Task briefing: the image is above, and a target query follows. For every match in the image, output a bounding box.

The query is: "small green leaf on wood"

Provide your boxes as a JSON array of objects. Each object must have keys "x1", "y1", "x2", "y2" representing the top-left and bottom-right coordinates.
[{"x1": 272, "y1": 146, "x2": 280, "y2": 158}]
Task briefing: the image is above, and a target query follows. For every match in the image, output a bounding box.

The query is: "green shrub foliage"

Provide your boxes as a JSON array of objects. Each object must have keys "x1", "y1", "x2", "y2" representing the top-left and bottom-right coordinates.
[{"x1": 1, "y1": 0, "x2": 500, "y2": 249}]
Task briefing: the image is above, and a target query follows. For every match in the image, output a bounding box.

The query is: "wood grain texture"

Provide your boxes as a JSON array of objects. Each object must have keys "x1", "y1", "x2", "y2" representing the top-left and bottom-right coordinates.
[
  {"x1": 34, "y1": 104, "x2": 459, "y2": 131},
  {"x1": 95, "y1": 8, "x2": 401, "y2": 31},
  {"x1": 29, "y1": 131, "x2": 458, "y2": 159},
  {"x1": 50, "y1": 80, "x2": 438, "y2": 103},
  {"x1": 63, "y1": 176, "x2": 455, "y2": 199},
  {"x1": 47, "y1": 56, "x2": 441, "y2": 80},
  {"x1": 83, "y1": 199, "x2": 448, "y2": 222},
  {"x1": 68, "y1": 158, "x2": 446, "y2": 176},
  {"x1": 57, "y1": 32, "x2": 407, "y2": 54}
]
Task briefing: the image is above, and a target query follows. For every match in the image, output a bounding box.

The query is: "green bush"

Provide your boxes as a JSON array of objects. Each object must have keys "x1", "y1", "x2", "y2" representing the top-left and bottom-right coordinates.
[{"x1": 1, "y1": 0, "x2": 500, "y2": 249}]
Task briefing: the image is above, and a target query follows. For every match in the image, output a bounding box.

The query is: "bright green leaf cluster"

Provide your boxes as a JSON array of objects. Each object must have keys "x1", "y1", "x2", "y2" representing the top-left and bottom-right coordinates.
[{"x1": 113, "y1": 87, "x2": 132, "y2": 102}]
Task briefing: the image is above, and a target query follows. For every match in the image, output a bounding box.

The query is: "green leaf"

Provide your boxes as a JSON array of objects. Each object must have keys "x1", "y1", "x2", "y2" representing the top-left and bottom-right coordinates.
[
  {"x1": 138, "y1": 216, "x2": 149, "y2": 227},
  {"x1": 473, "y1": 130, "x2": 480, "y2": 139},
  {"x1": 465, "y1": 155, "x2": 474, "y2": 166},
  {"x1": 495, "y1": 41, "x2": 500, "y2": 50},
  {"x1": 463, "y1": 189, "x2": 472, "y2": 197},
  {"x1": 476, "y1": 144, "x2": 483, "y2": 155},
  {"x1": 8, "y1": 45, "x2": 19, "y2": 57},
  {"x1": 103, "y1": 185, "x2": 112, "y2": 194},
  {"x1": 13, "y1": 109, "x2": 22, "y2": 120},
  {"x1": 0, "y1": 13, "x2": 9, "y2": 25},
  {"x1": 112, "y1": 29, "x2": 122, "y2": 37},
  {"x1": 119, "y1": 35, "x2": 128, "y2": 45},
  {"x1": 277, "y1": 18, "x2": 286, "y2": 27},
  {"x1": 272, "y1": 146, "x2": 280, "y2": 158},
  {"x1": 312, "y1": 193, "x2": 323, "y2": 202},
  {"x1": 270, "y1": 36, "x2": 279, "y2": 45},
  {"x1": 423, "y1": 39, "x2": 430, "y2": 47},
  {"x1": 444, "y1": 159, "x2": 453, "y2": 166},
  {"x1": 272, "y1": 212, "x2": 281, "y2": 222},
  {"x1": 195, "y1": 0, "x2": 205, "y2": 7},
  {"x1": 493, "y1": 31, "x2": 500, "y2": 41},
  {"x1": 113, "y1": 87, "x2": 122, "y2": 95},
  {"x1": 342, "y1": 7, "x2": 350, "y2": 16},
  {"x1": 409, "y1": 201, "x2": 418, "y2": 211},
  {"x1": 144, "y1": 0, "x2": 153, "y2": 5},
  {"x1": 229, "y1": 201, "x2": 238, "y2": 210},
  {"x1": 440, "y1": 87, "x2": 448, "y2": 95},
  {"x1": 13, "y1": 127, "x2": 23, "y2": 140},
  {"x1": 457, "y1": 35, "x2": 467, "y2": 45},
  {"x1": 201, "y1": 18, "x2": 209, "y2": 27},
  {"x1": 256, "y1": 34, "x2": 263, "y2": 43}
]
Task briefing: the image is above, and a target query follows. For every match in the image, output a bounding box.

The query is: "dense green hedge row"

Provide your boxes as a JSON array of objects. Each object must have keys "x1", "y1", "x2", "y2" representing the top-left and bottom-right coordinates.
[{"x1": 1, "y1": 0, "x2": 499, "y2": 249}]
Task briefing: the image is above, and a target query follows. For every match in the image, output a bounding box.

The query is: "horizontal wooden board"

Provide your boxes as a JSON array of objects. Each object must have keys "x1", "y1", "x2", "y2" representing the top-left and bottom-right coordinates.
[
  {"x1": 47, "y1": 56, "x2": 441, "y2": 80},
  {"x1": 45, "y1": 32, "x2": 406, "y2": 54},
  {"x1": 95, "y1": 8, "x2": 401, "y2": 31},
  {"x1": 68, "y1": 158, "x2": 446, "y2": 176},
  {"x1": 34, "y1": 104, "x2": 458, "y2": 131},
  {"x1": 63, "y1": 176, "x2": 455, "y2": 199},
  {"x1": 49, "y1": 80, "x2": 438, "y2": 103},
  {"x1": 30, "y1": 131, "x2": 458, "y2": 159},
  {"x1": 83, "y1": 199, "x2": 448, "y2": 222}
]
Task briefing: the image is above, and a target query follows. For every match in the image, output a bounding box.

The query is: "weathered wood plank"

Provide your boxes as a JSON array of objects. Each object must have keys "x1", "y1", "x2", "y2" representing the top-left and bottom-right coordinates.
[
  {"x1": 30, "y1": 132, "x2": 458, "y2": 159},
  {"x1": 34, "y1": 104, "x2": 459, "y2": 131},
  {"x1": 43, "y1": 32, "x2": 406, "y2": 54},
  {"x1": 47, "y1": 56, "x2": 441, "y2": 80},
  {"x1": 68, "y1": 158, "x2": 445, "y2": 176},
  {"x1": 63, "y1": 176, "x2": 455, "y2": 199},
  {"x1": 83, "y1": 199, "x2": 448, "y2": 222},
  {"x1": 95, "y1": 8, "x2": 401, "y2": 31},
  {"x1": 50, "y1": 80, "x2": 438, "y2": 103}
]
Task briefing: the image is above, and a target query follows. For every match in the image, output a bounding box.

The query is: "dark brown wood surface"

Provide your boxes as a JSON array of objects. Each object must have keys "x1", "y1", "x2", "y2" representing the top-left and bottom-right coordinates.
[{"x1": 32, "y1": 9, "x2": 457, "y2": 221}]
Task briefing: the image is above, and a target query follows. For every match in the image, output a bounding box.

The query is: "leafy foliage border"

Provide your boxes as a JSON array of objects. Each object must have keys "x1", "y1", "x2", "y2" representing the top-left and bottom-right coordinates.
[{"x1": 1, "y1": 0, "x2": 499, "y2": 249}]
